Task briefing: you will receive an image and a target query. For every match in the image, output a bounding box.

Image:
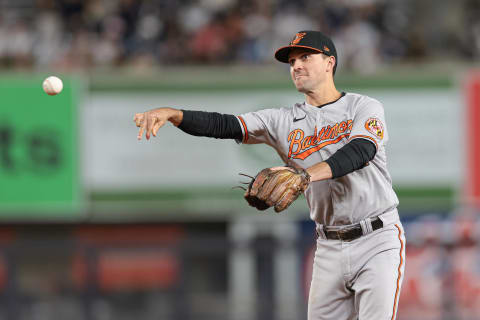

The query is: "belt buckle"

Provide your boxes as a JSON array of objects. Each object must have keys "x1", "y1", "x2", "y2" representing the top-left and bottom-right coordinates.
[{"x1": 336, "y1": 228, "x2": 349, "y2": 240}]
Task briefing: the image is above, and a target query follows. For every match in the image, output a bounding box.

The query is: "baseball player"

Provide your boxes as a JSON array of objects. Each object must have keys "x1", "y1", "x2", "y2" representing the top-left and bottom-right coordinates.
[{"x1": 134, "y1": 30, "x2": 405, "y2": 320}]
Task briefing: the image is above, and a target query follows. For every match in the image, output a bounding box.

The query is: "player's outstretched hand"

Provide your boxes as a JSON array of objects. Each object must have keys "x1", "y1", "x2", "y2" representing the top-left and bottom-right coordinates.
[{"x1": 133, "y1": 108, "x2": 182, "y2": 140}]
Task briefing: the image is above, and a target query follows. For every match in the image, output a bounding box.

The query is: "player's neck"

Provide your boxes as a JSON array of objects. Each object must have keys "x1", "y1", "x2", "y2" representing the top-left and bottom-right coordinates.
[{"x1": 304, "y1": 82, "x2": 341, "y2": 107}]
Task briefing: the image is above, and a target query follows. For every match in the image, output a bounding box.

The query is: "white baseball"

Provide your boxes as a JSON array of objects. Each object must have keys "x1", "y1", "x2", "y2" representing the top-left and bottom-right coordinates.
[{"x1": 42, "y1": 76, "x2": 63, "y2": 96}]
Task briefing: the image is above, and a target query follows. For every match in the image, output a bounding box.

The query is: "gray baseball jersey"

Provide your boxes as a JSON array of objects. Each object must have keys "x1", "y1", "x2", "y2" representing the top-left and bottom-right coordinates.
[
  {"x1": 236, "y1": 92, "x2": 405, "y2": 320},
  {"x1": 237, "y1": 92, "x2": 398, "y2": 226}
]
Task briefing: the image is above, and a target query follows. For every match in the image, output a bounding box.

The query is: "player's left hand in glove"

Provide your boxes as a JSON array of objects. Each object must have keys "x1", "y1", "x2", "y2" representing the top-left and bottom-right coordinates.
[{"x1": 242, "y1": 167, "x2": 310, "y2": 213}]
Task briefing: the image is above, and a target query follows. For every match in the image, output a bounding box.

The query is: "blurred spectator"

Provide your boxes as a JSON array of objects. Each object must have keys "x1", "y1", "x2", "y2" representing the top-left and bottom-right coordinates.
[
  {"x1": 449, "y1": 213, "x2": 480, "y2": 319},
  {"x1": 334, "y1": 4, "x2": 381, "y2": 74},
  {"x1": 0, "y1": 0, "x2": 477, "y2": 72},
  {"x1": 190, "y1": 12, "x2": 230, "y2": 63},
  {"x1": 3, "y1": 19, "x2": 35, "y2": 68}
]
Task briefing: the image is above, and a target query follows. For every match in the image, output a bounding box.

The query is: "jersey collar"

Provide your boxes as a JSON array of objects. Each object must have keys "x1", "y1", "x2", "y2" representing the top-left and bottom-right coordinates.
[
  {"x1": 305, "y1": 91, "x2": 346, "y2": 109},
  {"x1": 315, "y1": 91, "x2": 346, "y2": 109},
  {"x1": 293, "y1": 92, "x2": 346, "y2": 122},
  {"x1": 293, "y1": 103, "x2": 308, "y2": 122}
]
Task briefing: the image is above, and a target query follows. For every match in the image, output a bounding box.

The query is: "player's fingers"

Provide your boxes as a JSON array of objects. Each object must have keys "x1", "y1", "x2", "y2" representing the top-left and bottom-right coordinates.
[
  {"x1": 152, "y1": 121, "x2": 164, "y2": 137},
  {"x1": 145, "y1": 112, "x2": 155, "y2": 140},
  {"x1": 137, "y1": 113, "x2": 147, "y2": 140},
  {"x1": 134, "y1": 113, "x2": 144, "y2": 125},
  {"x1": 137, "y1": 126, "x2": 145, "y2": 140}
]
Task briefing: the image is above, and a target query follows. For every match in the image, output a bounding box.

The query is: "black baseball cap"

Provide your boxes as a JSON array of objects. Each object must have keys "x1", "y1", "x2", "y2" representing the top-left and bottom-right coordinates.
[{"x1": 275, "y1": 30, "x2": 338, "y2": 74}]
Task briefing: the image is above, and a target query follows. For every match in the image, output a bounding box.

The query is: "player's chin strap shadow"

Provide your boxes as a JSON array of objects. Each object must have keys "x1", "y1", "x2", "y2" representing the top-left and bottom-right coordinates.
[{"x1": 232, "y1": 173, "x2": 255, "y2": 191}]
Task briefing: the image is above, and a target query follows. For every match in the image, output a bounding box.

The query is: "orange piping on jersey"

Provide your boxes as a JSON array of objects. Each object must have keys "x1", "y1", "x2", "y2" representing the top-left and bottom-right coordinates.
[
  {"x1": 392, "y1": 224, "x2": 404, "y2": 320},
  {"x1": 348, "y1": 135, "x2": 379, "y2": 150},
  {"x1": 238, "y1": 116, "x2": 248, "y2": 143},
  {"x1": 293, "y1": 134, "x2": 349, "y2": 160}
]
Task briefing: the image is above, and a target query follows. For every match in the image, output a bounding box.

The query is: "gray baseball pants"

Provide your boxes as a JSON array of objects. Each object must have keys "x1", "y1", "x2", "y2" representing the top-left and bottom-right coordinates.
[{"x1": 308, "y1": 210, "x2": 406, "y2": 320}]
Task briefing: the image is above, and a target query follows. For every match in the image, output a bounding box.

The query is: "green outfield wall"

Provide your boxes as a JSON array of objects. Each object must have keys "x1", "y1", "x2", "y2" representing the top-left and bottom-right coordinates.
[{"x1": 0, "y1": 76, "x2": 84, "y2": 218}]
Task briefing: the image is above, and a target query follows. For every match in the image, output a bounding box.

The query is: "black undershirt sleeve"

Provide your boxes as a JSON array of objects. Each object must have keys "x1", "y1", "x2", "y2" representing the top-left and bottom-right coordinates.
[
  {"x1": 177, "y1": 110, "x2": 243, "y2": 140},
  {"x1": 325, "y1": 139, "x2": 377, "y2": 179}
]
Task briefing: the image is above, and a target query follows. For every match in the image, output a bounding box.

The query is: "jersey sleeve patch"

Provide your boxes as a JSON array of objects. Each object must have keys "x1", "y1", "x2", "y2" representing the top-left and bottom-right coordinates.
[{"x1": 364, "y1": 118, "x2": 384, "y2": 140}]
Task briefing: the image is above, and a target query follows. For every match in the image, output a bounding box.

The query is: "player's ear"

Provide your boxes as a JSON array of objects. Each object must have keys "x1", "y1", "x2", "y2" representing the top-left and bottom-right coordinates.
[{"x1": 326, "y1": 56, "x2": 336, "y2": 73}]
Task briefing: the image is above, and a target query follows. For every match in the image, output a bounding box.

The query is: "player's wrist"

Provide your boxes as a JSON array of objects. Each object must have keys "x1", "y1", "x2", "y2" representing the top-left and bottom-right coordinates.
[
  {"x1": 167, "y1": 108, "x2": 183, "y2": 126},
  {"x1": 306, "y1": 162, "x2": 333, "y2": 182}
]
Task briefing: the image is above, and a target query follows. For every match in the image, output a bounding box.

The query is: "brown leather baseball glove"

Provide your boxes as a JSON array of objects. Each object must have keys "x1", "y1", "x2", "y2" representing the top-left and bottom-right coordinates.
[{"x1": 243, "y1": 167, "x2": 311, "y2": 213}]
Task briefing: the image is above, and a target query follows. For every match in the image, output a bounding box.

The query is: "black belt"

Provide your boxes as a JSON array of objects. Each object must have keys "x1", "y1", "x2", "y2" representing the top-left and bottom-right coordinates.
[{"x1": 322, "y1": 217, "x2": 383, "y2": 241}]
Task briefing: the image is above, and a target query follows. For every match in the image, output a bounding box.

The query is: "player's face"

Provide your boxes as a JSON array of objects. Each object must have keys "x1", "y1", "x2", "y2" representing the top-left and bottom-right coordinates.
[{"x1": 288, "y1": 49, "x2": 334, "y2": 93}]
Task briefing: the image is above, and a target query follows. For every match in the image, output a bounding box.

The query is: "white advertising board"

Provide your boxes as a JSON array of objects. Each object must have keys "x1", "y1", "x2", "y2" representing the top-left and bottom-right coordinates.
[{"x1": 83, "y1": 88, "x2": 461, "y2": 190}]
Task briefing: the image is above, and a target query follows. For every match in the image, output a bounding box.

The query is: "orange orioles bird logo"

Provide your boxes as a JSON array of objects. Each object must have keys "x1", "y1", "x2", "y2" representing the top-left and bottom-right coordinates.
[
  {"x1": 290, "y1": 32, "x2": 307, "y2": 45},
  {"x1": 365, "y1": 118, "x2": 384, "y2": 139},
  {"x1": 287, "y1": 120, "x2": 353, "y2": 160}
]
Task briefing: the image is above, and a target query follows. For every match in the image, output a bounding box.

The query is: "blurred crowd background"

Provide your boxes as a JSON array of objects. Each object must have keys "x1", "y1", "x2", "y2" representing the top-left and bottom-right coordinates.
[{"x1": 1, "y1": 0, "x2": 480, "y2": 73}]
